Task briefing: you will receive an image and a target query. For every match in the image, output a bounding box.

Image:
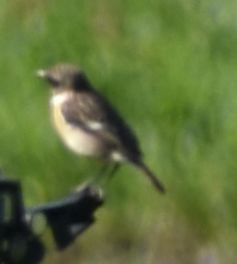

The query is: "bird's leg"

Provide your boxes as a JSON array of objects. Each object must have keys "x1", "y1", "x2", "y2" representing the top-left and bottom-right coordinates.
[
  {"x1": 102, "y1": 163, "x2": 120, "y2": 186},
  {"x1": 91, "y1": 163, "x2": 120, "y2": 186},
  {"x1": 73, "y1": 165, "x2": 107, "y2": 192},
  {"x1": 91, "y1": 163, "x2": 111, "y2": 185}
]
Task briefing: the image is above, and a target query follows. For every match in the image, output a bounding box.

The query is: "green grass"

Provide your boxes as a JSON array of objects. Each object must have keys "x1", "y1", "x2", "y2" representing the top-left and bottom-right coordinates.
[{"x1": 0, "y1": 0, "x2": 237, "y2": 263}]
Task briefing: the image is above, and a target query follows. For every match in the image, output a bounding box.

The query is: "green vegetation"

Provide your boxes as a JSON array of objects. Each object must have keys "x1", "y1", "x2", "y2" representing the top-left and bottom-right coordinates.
[{"x1": 0, "y1": 0, "x2": 236, "y2": 263}]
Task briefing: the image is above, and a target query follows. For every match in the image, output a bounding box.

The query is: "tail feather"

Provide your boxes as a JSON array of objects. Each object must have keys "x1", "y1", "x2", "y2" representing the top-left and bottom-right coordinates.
[{"x1": 136, "y1": 162, "x2": 165, "y2": 193}]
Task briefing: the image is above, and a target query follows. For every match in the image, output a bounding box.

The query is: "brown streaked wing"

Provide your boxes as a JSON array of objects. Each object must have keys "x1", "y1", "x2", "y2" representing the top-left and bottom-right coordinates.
[{"x1": 61, "y1": 91, "x2": 142, "y2": 161}]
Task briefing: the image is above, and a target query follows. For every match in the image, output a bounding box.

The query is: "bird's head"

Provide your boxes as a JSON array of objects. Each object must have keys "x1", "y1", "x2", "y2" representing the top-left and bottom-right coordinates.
[{"x1": 37, "y1": 63, "x2": 91, "y2": 92}]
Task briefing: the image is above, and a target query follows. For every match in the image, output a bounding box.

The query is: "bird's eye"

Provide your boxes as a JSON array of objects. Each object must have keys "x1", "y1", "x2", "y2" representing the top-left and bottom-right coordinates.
[{"x1": 47, "y1": 77, "x2": 60, "y2": 87}]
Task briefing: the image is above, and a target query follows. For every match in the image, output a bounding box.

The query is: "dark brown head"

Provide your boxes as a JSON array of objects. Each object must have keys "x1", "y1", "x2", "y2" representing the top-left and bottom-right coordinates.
[{"x1": 37, "y1": 63, "x2": 92, "y2": 91}]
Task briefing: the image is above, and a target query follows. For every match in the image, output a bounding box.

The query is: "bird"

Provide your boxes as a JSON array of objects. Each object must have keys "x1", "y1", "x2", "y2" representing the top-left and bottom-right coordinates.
[{"x1": 37, "y1": 63, "x2": 165, "y2": 193}]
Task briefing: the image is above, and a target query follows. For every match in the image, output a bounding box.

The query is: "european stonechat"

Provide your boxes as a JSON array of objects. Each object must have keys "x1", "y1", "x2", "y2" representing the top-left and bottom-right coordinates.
[{"x1": 37, "y1": 63, "x2": 165, "y2": 193}]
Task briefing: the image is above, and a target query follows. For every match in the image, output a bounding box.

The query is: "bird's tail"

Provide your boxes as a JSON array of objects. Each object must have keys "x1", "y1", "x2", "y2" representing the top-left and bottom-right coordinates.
[{"x1": 135, "y1": 161, "x2": 165, "y2": 193}]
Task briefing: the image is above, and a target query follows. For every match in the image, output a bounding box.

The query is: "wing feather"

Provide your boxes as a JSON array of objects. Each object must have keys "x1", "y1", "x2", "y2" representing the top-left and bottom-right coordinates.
[{"x1": 61, "y1": 91, "x2": 142, "y2": 161}]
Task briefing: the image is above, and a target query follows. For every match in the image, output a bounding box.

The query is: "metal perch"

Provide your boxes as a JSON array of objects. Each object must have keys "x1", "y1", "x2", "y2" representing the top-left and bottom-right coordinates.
[{"x1": 0, "y1": 177, "x2": 103, "y2": 264}]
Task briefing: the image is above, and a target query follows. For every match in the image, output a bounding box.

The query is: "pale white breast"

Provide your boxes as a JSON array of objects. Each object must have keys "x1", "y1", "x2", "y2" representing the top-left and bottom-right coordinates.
[
  {"x1": 50, "y1": 92, "x2": 71, "y2": 106},
  {"x1": 50, "y1": 92, "x2": 108, "y2": 157}
]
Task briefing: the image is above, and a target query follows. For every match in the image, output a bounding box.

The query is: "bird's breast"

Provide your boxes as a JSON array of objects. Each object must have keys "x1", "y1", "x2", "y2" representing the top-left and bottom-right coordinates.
[{"x1": 50, "y1": 96, "x2": 107, "y2": 157}]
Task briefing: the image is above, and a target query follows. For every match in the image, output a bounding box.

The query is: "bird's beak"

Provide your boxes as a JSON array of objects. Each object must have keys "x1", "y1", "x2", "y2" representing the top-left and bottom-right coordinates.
[{"x1": 36, "y1": 69, "x2": 47, "y2": 78}]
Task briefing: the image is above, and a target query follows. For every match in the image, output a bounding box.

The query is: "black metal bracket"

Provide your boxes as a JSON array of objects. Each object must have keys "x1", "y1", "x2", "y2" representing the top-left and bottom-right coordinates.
[{"x1": 0, "y1": 177, "x2": 103, "y2": 264}]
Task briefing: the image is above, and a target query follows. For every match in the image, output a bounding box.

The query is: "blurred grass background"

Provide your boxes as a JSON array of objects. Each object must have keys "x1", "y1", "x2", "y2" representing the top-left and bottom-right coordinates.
[{"x1": 0, "y1": 0, "x2": 237, "y2": 263}]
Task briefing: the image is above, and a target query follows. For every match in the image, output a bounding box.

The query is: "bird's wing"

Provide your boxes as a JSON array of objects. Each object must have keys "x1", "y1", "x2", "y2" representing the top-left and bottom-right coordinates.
[{"x1": 61, "y1": 91, "x2": 142, "y2": 160}]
